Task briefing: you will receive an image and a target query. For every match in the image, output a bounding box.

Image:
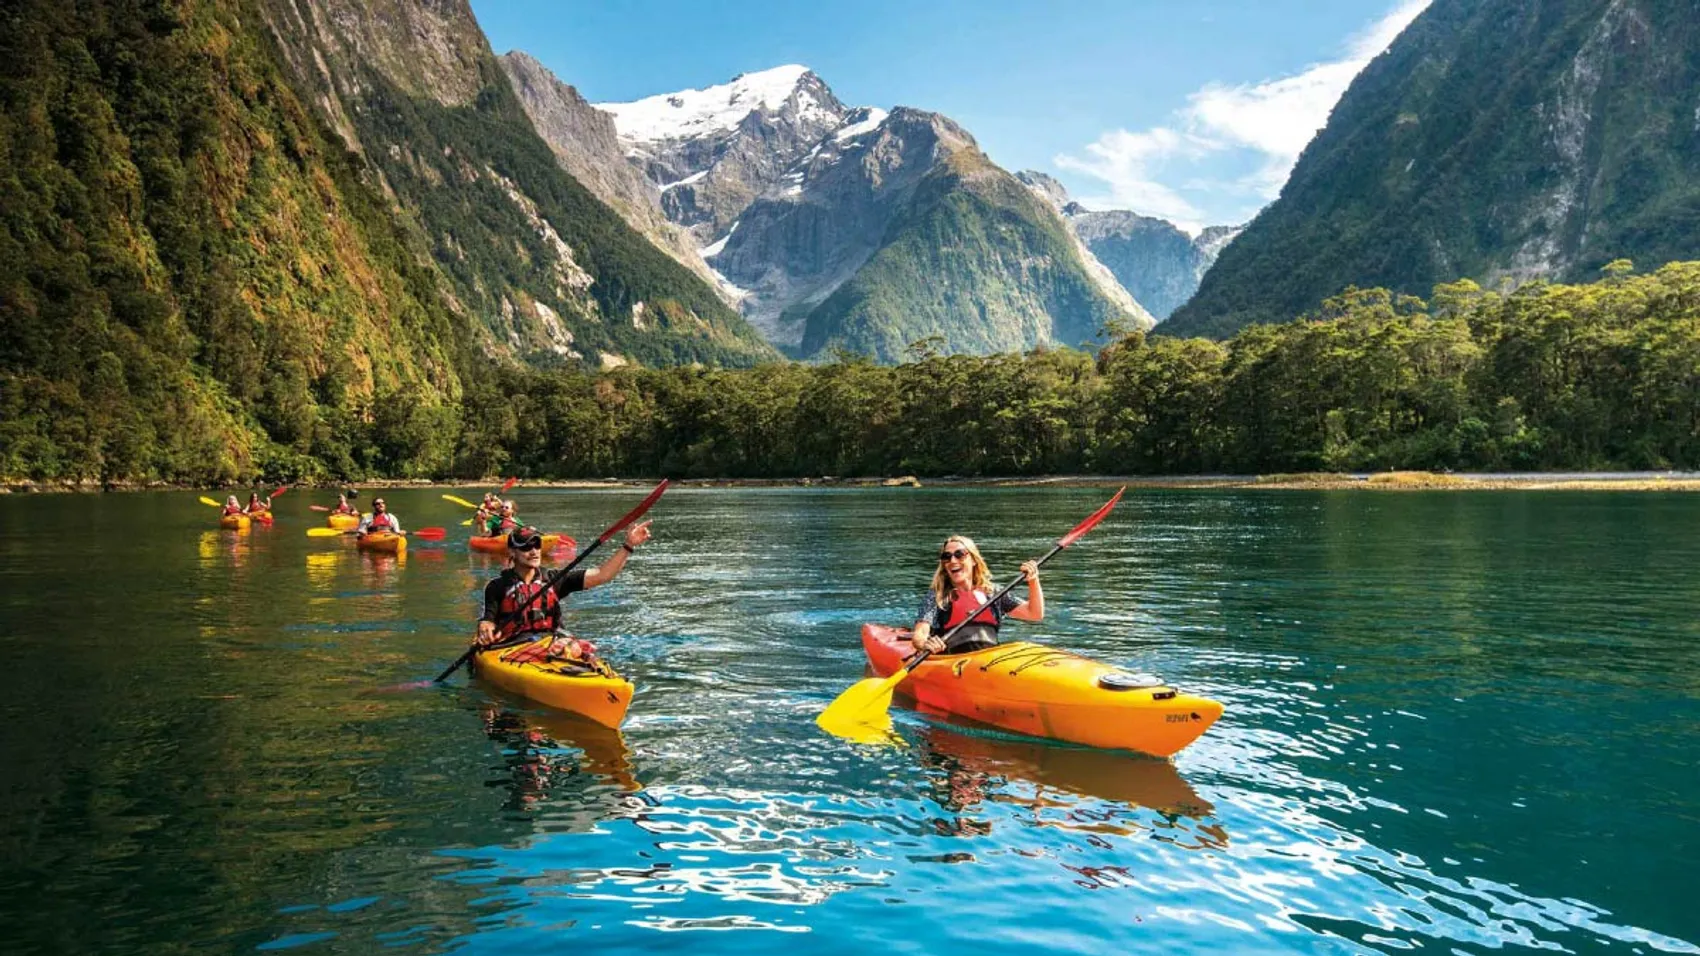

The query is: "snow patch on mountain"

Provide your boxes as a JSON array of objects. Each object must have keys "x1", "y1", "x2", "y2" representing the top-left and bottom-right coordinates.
[
  {"x1": 835, "y1": 107, "x2": 888, "y2": 142},
  {"x1": 597, "y1": 64, "x2": 813, "y2": 142}
]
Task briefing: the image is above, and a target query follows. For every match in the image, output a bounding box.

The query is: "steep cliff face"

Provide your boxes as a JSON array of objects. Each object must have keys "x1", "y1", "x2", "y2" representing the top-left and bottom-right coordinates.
[
  {"x1": 1167, "y1": 0, "x2": 1700, "y2": 338},
  {"x1": 499, "y1": 51, "x2": 719, "y2": 290},
  {"x1": 259, "y1": 0, "x2": 776, "y2": 367},
  {"x1": 0, "y1": 0, "x2": 477, "y2": 481}
]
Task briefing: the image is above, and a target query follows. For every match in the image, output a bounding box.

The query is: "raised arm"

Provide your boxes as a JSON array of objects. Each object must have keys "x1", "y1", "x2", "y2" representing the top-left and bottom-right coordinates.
[{"x1": 582, "y1": 521, "x2": 652, "y2": 589}]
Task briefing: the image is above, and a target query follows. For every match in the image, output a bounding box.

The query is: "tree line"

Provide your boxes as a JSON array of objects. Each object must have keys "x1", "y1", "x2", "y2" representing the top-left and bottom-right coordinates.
[{"x1": 7, "y1": 256, "x2": 1700, "y2": 483}]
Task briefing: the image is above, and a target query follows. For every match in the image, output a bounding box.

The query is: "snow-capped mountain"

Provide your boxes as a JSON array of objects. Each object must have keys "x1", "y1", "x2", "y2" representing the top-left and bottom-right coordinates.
[
  {"x1": 590, "y1": 66, "x2": 1152, "y2": 360},
  {"x1": 599, "y1": 66, "x2": 850, "y2": 244}
]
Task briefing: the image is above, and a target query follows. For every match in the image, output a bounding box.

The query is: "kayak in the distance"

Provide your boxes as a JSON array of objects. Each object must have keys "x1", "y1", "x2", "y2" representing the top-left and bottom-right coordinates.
[
  {"x1": 219, "y1": 513, "x2": 250, "y2": 531},
  {"x1": 471, "y1": 642, "x2": 633, "y2": 729},
  {"x1": 860, "y1": 623, "x2": 1222, "y2": 758},
  {"x1": 327, "y1": 513, "x2": 359, "y2": 531},
  {"x1": 357, "y1": 531, "x2": 406, "y2": 554},
  {"x1": 469, "y1": 532, "x2": 574, "y2": 556}
]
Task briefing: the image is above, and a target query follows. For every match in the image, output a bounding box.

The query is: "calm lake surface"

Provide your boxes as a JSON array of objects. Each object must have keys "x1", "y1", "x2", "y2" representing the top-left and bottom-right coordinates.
[{"x1": 0, "y1": 487, "x2": 1695, "y2": 955}]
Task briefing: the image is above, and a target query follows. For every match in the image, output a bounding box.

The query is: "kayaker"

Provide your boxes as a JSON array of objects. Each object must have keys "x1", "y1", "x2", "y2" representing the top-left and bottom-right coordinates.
[
  {"x1": 221, "y1": 495, "x2": 245, "y2": 517},
  {"x1": 473, "y1": 522, "x2": 652, "y2": 662},
  {"x1": 910, "y1": 535, "x2": 1043, "y2": 654},
  {"x1": 483, "y1": 500, "x2": 521, "y2": 537},
  {"x1": 356, "y1": 497, "x2": 402, "y2": 535},
  {"x1": 331, "y1": 493, "x2": 358, "y2": 515},
  {"x1": 246, "y1": 492, "x2": 271, "y2": 516}
]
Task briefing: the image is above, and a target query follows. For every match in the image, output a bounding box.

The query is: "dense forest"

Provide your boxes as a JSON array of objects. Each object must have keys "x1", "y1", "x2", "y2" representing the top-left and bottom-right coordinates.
[{"x1": 8, "y1": 255, "x2": 1698, "y2": 483}]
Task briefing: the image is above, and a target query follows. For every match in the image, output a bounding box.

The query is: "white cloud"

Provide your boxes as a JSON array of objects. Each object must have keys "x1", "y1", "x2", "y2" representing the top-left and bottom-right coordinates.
[{"x1": 1055, "y1": 0, "x2": 1430, "y2": 228}]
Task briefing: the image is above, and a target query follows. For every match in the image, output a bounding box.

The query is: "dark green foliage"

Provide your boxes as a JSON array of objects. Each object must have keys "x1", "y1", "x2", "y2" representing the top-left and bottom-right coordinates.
[
  {"x1": 1169, "y1": 0, "x2": 1700, "y2": 338},
  {"x1": 0, "y1": 0, "x2": 477, "y2": 484},
  {"x1": 451, "y1": 262, "x2": 1700, "y2": 478}
]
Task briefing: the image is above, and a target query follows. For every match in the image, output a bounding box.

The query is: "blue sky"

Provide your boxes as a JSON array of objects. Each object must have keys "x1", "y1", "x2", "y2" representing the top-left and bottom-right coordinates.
[{"x1": 471, "y1": 0, "x2": 1429, "y2": 233}]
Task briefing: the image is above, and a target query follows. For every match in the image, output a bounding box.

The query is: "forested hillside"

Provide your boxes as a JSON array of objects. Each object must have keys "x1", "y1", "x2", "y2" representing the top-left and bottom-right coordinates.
[
  {"x1": 0, "y1": 0, "x2": 476, "y2": 483},
  {"x1": 1169, "y1": 0, "x2": 1700, "y2": 338}
]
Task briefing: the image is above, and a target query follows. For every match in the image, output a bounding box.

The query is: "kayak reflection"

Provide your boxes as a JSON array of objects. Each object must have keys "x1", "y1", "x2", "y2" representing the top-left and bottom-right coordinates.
[
  {"x1": 479, "y1": 699, "x2": 641, "y2": 800},
  {"x1": 914, "y1": 713, "x2": 1227, "y2": 847}
]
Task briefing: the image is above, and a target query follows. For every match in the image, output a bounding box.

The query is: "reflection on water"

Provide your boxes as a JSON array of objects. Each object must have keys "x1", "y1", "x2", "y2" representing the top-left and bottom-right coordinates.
[{"x1": 1, "y1": 489, "x2": 1697, "y2": 955}]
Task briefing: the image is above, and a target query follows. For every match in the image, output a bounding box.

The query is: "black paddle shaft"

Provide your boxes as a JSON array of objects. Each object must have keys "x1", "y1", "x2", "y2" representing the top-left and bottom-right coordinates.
[{"x1": 905, "y1": 541, "x2": 1064, "y2": 673}]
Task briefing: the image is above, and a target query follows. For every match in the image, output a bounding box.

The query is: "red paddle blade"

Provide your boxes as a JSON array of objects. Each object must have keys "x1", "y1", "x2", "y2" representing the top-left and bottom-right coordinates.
[
  {"x1": 1057, "y1": 487, "x2": 1125, "y2": 548},
  {"x1": 597, "y1": 479, "x2": 670, "y2": 544},
  {"x1": 499, "y1": 476, "x2": 519, "y2": 493},
  {"x1": 309, "y1": 504, "x2": 329, "y2": 512},
  {"x1": 411, "y1": 528, "x2": 446, "y2": 540},
  {"x1": 270, "y1": 486, "x2": 288, "y2": 498}
]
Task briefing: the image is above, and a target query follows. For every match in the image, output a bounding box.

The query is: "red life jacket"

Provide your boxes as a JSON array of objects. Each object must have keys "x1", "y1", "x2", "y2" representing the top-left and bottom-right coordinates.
[
  {"x1": 936, "y1": 588, "x2": 1002, "y2": 651},
  {"x1": 942, "y1": 589, "x2": 1000, "y2": 628},
  {"x1": 368, "y1": 512, "x2": 395, "y2": 531},
  {"x1": 222, "y1": 504, "x2": 244, "y2": 516},
  {"x1": 496, "y1": 574, "x2": 560, "y2": 641}
]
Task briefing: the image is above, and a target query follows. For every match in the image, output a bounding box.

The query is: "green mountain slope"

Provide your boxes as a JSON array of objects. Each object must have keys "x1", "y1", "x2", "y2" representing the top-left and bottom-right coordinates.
[
  {"x1": 0, "y1": 0, "x2": 475, "y2": 482},
  {"x1": 1167, "y1": 0, "x2": 1700, "y2": 338},
  {"x1": 798, "y1": 151, "x2": 1139, "y2": 363},
  {"x1": 258, "y1": 0, "x2": 776, "y2": 368}
]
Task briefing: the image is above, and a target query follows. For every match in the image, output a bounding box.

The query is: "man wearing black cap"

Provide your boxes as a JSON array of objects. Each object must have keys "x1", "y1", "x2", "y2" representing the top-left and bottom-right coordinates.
[{"x1": 473, "y1": 520, "x2": 653, "y2": 663}]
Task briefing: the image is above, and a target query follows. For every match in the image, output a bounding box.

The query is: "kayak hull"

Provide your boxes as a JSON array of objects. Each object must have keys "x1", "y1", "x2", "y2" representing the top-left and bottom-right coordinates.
[
  {"x1": 469, "y1": 533, "x2": 574, "y2": 557},
  {"x1": 249, "y1": 511, "x2": 273, "y2": 526},
  {"x1": 356, "y1": 531, "x2": 406, "y2": 554},
  {"x1": 219, "y1": 514, "x2": 250, "y2": 531},
  {"x1": 860, "y1": 624, "x2": 1222, "y2": 758},
  {"x1": 472, "y1": 644, "x2": 633, "y2": 728},
  {"x1": 327, "y1": 513, "x2": 359, "y2": 531}
]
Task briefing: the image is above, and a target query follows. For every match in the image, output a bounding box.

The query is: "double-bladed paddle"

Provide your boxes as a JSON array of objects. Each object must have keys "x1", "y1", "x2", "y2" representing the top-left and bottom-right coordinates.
[
  {"x1": 433, "y1": 479, "x2": 669, "y2": 684},
  {"x1": 816, "y1": 487, "x2": 1126, "y2": 741}
]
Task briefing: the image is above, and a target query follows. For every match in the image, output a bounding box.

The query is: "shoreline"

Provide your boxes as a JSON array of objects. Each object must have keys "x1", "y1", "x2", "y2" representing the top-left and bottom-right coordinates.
[{"x1": 6, "y1": 470, "x2": 1700, "y2": 494}]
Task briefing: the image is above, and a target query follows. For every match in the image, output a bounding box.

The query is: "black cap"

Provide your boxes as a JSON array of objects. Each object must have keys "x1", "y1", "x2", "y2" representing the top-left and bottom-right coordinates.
[{"x1": 506, "y1": 526, "x2": 544, "y2": 550}]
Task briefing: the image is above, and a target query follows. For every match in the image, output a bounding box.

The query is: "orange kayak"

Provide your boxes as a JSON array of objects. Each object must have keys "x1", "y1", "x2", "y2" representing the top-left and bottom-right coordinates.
[
  {"x1": 219, "y1": 514, "x2": 250, "y2": 531},
  {"x1": 356, "y1": 531, "x2": 406, "y2": 554},
  {"x1": 249, "y1": 511, "x2": 273, "y2": 526},
  {"x1": 327, "y1": 513, "x2": 359, "y2": 531},
  {"x1": 469, "y1": 533, "x2": 575, "y2": 557},
  {"x1": 860, "y1": 624, "x2": 1222, "y2": 758}
]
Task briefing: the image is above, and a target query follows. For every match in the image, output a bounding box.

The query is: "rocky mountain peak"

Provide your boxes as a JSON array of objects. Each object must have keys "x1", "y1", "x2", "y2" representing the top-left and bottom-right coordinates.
[{"x1": 1014, "y1": 169, "x2": 1241, "y2": 321}]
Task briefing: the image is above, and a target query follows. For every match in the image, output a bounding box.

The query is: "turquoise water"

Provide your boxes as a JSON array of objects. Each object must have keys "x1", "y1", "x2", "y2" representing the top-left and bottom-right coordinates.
[{"x1": 0, "y1": 487, "x2": 1695, "y2": 954}]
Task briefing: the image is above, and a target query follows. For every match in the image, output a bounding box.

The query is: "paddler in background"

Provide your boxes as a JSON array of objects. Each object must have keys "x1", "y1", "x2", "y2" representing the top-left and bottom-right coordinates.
[
  {"x1": 246, "y1": 491, "x2": 271, "y2": 517},
  {"x1": 483, "y1": 499, "x2": 521, "y2": 537},
  {"x1": 220, "y1": 495, "x2": 245, "y2": 517},
  {"x1": 473, "y1": 522, "x2": 651, "y2": 666},
  {"x1": 910, "y1": 535, "x2": 1044, "y2": 655},
  {"x1": 331, "y1": 492, "x2": 359, "y2": 516},
  {"x1": 355, "y1": 497, "x2": 402, "y2": 535}
]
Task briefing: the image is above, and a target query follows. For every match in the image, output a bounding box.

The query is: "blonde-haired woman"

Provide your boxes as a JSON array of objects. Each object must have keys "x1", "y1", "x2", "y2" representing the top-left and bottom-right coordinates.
[{"x1": 911, "y1": 535, "x2": 1043, "y2": 654}]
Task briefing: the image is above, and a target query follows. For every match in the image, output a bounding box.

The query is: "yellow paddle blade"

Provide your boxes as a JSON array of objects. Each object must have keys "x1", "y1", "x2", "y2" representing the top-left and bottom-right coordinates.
[
  {"x1": 199, "y1": 496, "x2": 221, "y2": 507},
  {"x1": 816, "y1": 671, "x2": 908, "y2": 742},
  {"x1": 460, "y1": 517, "x2": 474, "y2": 526},
  {"x1": 441, "y1": 494, "x2": 477, "y2": 509},
  {"x1": 306, "y1": 527, "x2": 349, "y2": 537}
]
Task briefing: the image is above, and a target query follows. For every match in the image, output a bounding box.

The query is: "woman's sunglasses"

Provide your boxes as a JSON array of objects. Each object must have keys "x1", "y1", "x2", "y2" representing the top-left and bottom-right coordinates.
[{"x1": 938, "y1": 548, "x2": 971, "y2": 562}]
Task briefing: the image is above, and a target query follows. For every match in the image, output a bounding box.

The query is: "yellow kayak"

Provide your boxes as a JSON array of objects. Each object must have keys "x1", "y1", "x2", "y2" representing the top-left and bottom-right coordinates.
[
  {"x1": 472, "y1": 642, "x2": 633, "y2": 728},
  {"x1": 861, "y1": 624, "x2": 1222, "y2": 758},
  {"x1": 356, "y1": 531, "x2": 406, "y2": 554},
  {"x1": 327, "y1": 513, "x2": 359, "y2": 531},
  {"x1": 219, "y1": 514, "x2": 250, "y2": 531}
]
